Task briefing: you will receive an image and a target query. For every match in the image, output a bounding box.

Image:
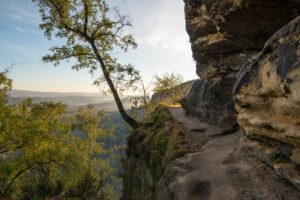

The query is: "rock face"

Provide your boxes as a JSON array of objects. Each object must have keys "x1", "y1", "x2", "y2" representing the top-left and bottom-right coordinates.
[
  {"x1": 123, "y1": 158, "x2": 153, "y2": 200},
  {"x1": 234, "y1": 17, "x2": 300, "y2": 189},
  {"x1": 182, "y1": 0, "x2": 300, "y2": 127},
  {"x1": 184, "y1": 0, "x2": 300, "y2": 78},
  {"x1": 181, "y1": 78, "x2": 236, "y2": 127},
  {"x1": 182, "y1": 0, "x2": 300, "y2": 193},
  {"x1": 234, "y1": 16, "x2": 300, "y2": 146}
]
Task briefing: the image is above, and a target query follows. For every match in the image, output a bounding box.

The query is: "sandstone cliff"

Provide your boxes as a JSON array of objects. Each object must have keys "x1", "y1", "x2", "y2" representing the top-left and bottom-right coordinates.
[
  {"x1": 182, "y1": 0, "x2": 300, "y2": 128},
  {"x1": 124, "y1": 1, "x2": 300, "y2": 199},
  {"x1": 235, "y1": 16, "x2": 300, "y2": 189}
]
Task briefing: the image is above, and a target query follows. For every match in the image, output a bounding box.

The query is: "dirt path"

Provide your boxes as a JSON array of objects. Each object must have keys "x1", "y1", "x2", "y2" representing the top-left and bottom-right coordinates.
[
  {"x1": 168, "y1": 107, "x2": 237, "y2": 152},
  {"x1": 164, "y1": 107, "x2": 300, "y2": 200}
]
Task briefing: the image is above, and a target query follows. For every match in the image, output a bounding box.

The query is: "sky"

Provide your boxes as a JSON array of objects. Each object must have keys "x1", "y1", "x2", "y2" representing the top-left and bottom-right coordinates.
[{"x1": 0, "y1": 0, "x2": 197, "y2": 93}]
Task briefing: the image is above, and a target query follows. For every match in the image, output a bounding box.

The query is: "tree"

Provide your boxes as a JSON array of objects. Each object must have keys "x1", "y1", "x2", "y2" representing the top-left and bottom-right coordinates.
[
  {"x1": 0, "y1": 67, "x2": 13, "y2": 105},
  {"x1": 0, "y1": 73, "x2": 118, "y2": 199},
  {"x1": 32, "y1": 0, "x2": 140, "y2": 128},
  {"x1": 0, "y1": 101, "x2": 117, "y2": 199},
  {"x1": 152, "y1": 72, "x2": 186, "y2": 104},
  {"x1": 0, "y1": 72, "x2": 12, "y2": 104}
]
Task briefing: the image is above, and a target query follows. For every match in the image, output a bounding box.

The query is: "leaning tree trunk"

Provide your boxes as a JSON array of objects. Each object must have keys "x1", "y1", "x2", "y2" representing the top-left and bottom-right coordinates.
[{"x1": 90, "y1": 41, "x2": 139, "y2": 129}]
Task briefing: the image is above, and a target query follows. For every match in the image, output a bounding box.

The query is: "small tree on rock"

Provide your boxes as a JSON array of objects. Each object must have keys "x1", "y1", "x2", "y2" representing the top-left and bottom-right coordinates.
[{"x1": 153, "y1": 73, "x2": 186, "y2": 104}]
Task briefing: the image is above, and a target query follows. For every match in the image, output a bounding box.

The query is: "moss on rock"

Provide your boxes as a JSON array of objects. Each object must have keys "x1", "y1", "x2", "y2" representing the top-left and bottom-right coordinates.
[{"x1": 124, "y1": 105, "x2": 187, "y2": 199}]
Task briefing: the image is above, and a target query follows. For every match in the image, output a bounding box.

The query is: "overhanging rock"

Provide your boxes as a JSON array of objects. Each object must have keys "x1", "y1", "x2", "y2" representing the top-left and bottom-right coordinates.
[{"x1": 183, "y1": 0, "x2": 300, "y2": 127}]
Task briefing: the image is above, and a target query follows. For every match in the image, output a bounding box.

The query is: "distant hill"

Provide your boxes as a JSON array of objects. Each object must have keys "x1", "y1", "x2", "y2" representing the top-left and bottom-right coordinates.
[
  {"x1": 8, "y1": 89, "x2": 132, "y2": 112},
  {"x1": 9, "y1": 89, "x2": 105, "y2": 97}
]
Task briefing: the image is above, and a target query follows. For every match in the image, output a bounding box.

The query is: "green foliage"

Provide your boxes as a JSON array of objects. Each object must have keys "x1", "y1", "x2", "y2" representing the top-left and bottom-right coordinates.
[
  {"x1": 154, "y1": 130, "x2": 168, "y2": 153},
  {"x1": 0, "y1": 74, "x2": 119, "y2": 199},
  {"x1": 270, "y1": 152, "x2": 286, "y2": 165},
  {"x1": 152, "y1": 73, "x2": 186, "y2": 104},
  {"x1": 0, "y1": 72, "x2": 12, "y2": 103},
  {"x1": 127, "y1": 105, "x2": 187, "y2": 184},
  {"x1": 153, "y1": 73, "x2": 184, "y2": 94},
  {"x1": 151, "y1": 106, "x2": 173, "y2": 128}
]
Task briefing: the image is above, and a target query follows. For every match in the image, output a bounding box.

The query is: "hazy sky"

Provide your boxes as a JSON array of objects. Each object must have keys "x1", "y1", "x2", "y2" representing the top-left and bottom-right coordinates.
[{"x1": 0, "y1": 0, "x2": 197, "y2": 93}]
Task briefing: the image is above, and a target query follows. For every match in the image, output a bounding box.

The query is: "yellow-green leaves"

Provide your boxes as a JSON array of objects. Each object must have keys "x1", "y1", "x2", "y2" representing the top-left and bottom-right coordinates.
[
  {"x1": 0, "y1": 80, "x2": 118, "y2": 198},
  {"x1": 153, "y1": 72, "x2": 186, "y2": 104}
]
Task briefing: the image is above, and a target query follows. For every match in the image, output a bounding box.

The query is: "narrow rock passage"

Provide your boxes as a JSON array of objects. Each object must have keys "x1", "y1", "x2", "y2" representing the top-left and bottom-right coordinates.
[{"x1": 158, "y1": 107, "x2": 300, "y2": 200}]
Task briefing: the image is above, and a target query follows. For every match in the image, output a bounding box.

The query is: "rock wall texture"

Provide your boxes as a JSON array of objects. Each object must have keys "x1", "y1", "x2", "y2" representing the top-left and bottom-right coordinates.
[
  {"x1": 184, "y1": 0, "x2": 300, "y2": 78},
  {"x1": 234, "y1": 16, "x2": 300, "y2": 146},
  {"x1": 181, "y1": 78, "x2": 236, "y2": 127},
  {"x1": 235, "y1": 16, "x2": 300, "y2": 189},
  {"x1": 182, "y1": 0, "x2": 300, "y2": 128},
  {"x1": 182, "y1": 0, "x2": 300, "y2": 192}
]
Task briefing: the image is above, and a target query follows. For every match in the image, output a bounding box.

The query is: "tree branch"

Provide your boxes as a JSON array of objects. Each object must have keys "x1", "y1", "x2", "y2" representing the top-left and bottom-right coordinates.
[
  {"x1": 83, "y1": 0, "x2": 89, "y2": 34},
  {"x1": 2, "y1": 160, "x2": 61, "y2": 195},
  {"x1": 0, "y1": 145, "x2": 23, "y2": 154},
  {"x1": 0, "y1": 64, "x2": 15, "y2": 75},
  {"x1": 48, "y1": 0, "x2": 88, "y2": 40},
  {"x1": 45, "y1": 52, "x2": 95, "y2": 61}
]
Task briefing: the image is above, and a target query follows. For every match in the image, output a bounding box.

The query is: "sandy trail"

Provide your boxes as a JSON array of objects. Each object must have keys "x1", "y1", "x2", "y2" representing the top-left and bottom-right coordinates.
[{"x1": 165, "y1": 107, "x2": 300, "y2": 200}]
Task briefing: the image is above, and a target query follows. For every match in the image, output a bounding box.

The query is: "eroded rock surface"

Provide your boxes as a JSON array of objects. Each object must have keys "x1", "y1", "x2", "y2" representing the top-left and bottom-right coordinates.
[
  {"x1": 234, "y1": 16, "x2": 300, "y2": 190},
  {"x1": 184, "y1": 0, "x2": 300, "y2": 79},
  {"x1": 234, "y1": 17, "x2": 300, "y2": 145},
  {"x1": 182, "y1": 0, "x2": 300, "y2": 127},
  {"x1": 181, "y1": 78, "x2": 236, "y2": 127}
]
